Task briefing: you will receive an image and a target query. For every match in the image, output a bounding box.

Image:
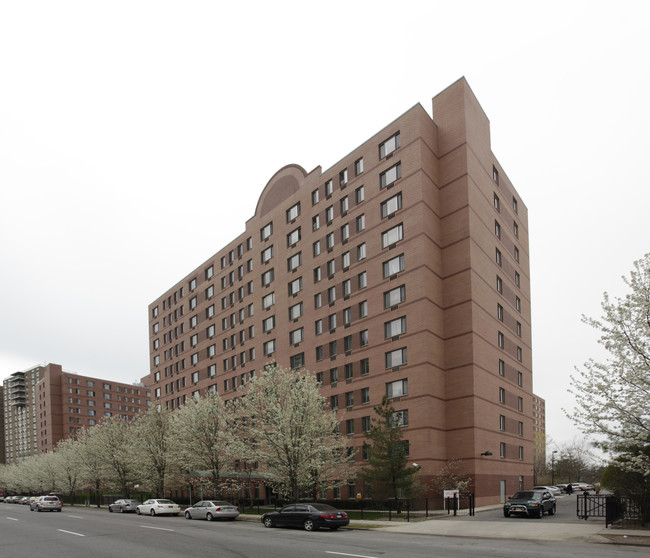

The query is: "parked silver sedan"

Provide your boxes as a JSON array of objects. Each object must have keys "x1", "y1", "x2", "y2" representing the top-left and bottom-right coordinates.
[
  {"x1": 136, "y1": 499, "x2": 181, "y2": 516},
  {"x1": 108, "y1": 499, "x2": 141, "y2": 513},
  {"x1": 184, "y1": 500, "x2": 239, "y2": 521}
]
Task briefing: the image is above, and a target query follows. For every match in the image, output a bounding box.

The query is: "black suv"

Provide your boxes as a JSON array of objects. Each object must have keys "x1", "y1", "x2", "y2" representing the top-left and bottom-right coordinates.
[{"x1": 504, "y1": 489, "x2": 556, "y2": 518}]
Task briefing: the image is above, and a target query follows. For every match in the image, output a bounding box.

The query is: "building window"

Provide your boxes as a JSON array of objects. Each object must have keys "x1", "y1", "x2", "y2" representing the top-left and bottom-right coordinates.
[
  {"x1": 514, "y1": 247, "x2": 520, "y2": 263},
  {"x1": 313, "y1": 240, "x2": 321, "y2": 257},
  {"x1": 343, "y1": 307, "x2": 351, "y2": 325},
  {"x1": 314, "y1": 293, "x2": 322, "y2": 309},
  {"x1": 499, "y1": 387, "x2": 505, "y2": 403},
  {"x1": 499, "y1": 359, "x2": 505, "y2": 376},
  {"x1": 516, "y1": 297, "x2": 521, "y2": 312},
  {"x1": 497, "y1": 304, "x2": 504, "y2": 321},
  {"x1": 516, "y1": 321, "x2": 522, "y2": 337},
  {"x1": 341, "y1": 223, "x2": 350, "y2": 242},
  {"x1": 494, "y1": 193, "x2": 500, "y2": 210},
  {"x1": 314, "y1": 267, "x2": 322, "y2": 283},
  {"x1": 497, "y1": 275, "x2": 503, "y2": 294},
  {"x1": 330, "y1": 394, "x2": 338, "y2": 410},
  {"x1": 289, "y1": 301, "x2": 303, "y2": 321},
  {"x1": 355, "y1": 185, "x2": 365, "y2": 203},
  {"x1": 385, "y1": 347, "x2": 407, "y2": 368},
  {"x1": 513, "y1": 222, "x2": 519, "y2": 238},
  {"x1": 379, "y1": 132, "x2": 400, "y2": 158},
  {"x1": 342, "y1": 279, "x2": 351, "y2": 297},
  {"x1": 287, "y1": 252, "x2": 302, "y2": 272},
  {"x1": 345, "y1": 391, "x2": 354, "y2": 408},
  {"x1": 500, "y1": 415, "x2": 506, "y2": 431},
  {"x1": 340, "y1": 197, "x2": 349, "y2": 215},
  {"x1": 496, "y1": 248, "x2": 502, "y2": 266},
  {"x1": 358, "y1": 271, "x2": 367, "y2": 289},
  {"x1": 518, "y1": 421, "x2": 524, "y2": 436},
  {"x1": 360, "y1": 329, "x2": 369, "y2": 346},
  {"x1": 327, "y1": 259, "x2": 336, "y2": 276},
  {"x1": 493, "y1": 166, "x2": 499, "y2": 184},
  {"x1": 263, "y1": 315, "x2": 275, "y2": 333},
  {"x1": 517, "y1": 371, "x2": 523, "y2": 386},
  {"x1": 263, "y1": 339, "x2": 275, "y2": 356},
  {"x1": 498, "y1": 331, "x2": 504, "y2": 348},
  {"x1": 329, "y1": 340, "x2": 338, "y2": 356},
  {"x1": 386, "y1": 378, "x2": 407, "y2": 398},
  {"x1": 205, "y1": 265, "x2": 214, "y2": 280},
  {"x1": 206, "y1": 305, "x2": 215, "y2": 318},
  {"x1": 515, "y1": 271, "x2": 520, "y2": 287},
  {"x1": 329, "y1": 313, "x2": 337, "y2": 331},
  {"x1": 261, "y1": 245, "x2": 273, "y2": 263},
  {"x1": 517, "y1": 346, "x2": 522, "y2": 362},
  {"x1": 312, "y1": 214, "x2": 320, "y2": 231},
  {"x1": 290, "y1": 352, "x2": 304, "y2": 369},
  {"x1": 328, "y1": 286, "x2": 337, "y2": 304},
  {"x1": 362, "y1": 416, "x2": 371, "y2": 432},
  {"x1": 385, "y1": 316, "x2": 406, "y2": 338},
  {"x1": 286, "y1": 202, "x2": 300, "y2": 222},
  {"x1": 500, "y1": 442, "x2": 506, "y2": 458},
  {"x1": 287, "y1": 227, "x2": 301, "y2": 247},
  {"x1": 384, "y1": 284, "x2": 406, "y2": 308},
  {"x1": 518, "y1": 396, "x2": 523, "y2": 411},
  {"x1": 346, "y1": 419, "x2": 354, "y2": 435},
  {"x1": 382, "y1": 223, "x2": 404, "y2": 248},
  {"x1": 312, "y1": 189, "x2": 320, "y2": 205},
  {"x1": 518, "y1": 446, "x2": 524, "y2": 461},
  {"x1": 390, "y1": 409, "x2": 409, "y2": 427},
  {"x1": 355, "y1": 157, "x2": 364, "y2": 175},
  {"x1": 261, "y1": 269, "x2": 274, "y2": 286},
  {"x1": 513, "y1": 197, "x2": 518, "y2": 213},
  {"x1": 380, "y1": 162, "x2": 401, "y2": 189},
  {"x1": 359, "y1": 300, "x2": 368, "y2": 318},
  {"x1": 356, "y1": 214, "x2": 366, "y2": 232},
  {"x1": 261, "y1": 222, "x2": 273, "y2": 240},
  {"x1": 262, "y1": 292, "x2": 275, "y2": 310},
  {"x1": 383, "y1": 254, "x2": 405, "y2": 278},
  {"x1": 325, "y1": 179, "x2": 333, "y2": 197},
  {"x1": 381, "y1": 192, "x2": 402, "y2": 218}
]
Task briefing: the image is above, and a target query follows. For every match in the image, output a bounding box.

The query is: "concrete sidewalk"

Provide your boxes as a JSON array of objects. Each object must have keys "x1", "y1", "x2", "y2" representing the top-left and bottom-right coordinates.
[{"x1": 349, "y1": 516, "x2": 650, "y2": 546}]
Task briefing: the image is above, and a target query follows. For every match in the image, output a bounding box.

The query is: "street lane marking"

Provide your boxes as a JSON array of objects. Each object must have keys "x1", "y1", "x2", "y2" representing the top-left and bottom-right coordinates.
[
  {"x1": 326, "y1": 553, "x2": 378, "y2": 558},
  {"x1": 58, "y1": 529, "x2": 85, "y2": 537},
  {"x1": 68, "y1": 515, "x2": 84, "y2": 519},
  {"x1": 140, "y1": 525, "x2": 174, "y2": 532},
  {"x1": 6, "y1": 517, "x2": 18, "y2": 521}
]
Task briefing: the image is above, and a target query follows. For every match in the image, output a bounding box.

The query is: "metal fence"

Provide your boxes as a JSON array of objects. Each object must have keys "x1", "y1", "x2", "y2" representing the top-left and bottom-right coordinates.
[{"x1": 576, "y1": 493, "x2": 650, "y2": 528}]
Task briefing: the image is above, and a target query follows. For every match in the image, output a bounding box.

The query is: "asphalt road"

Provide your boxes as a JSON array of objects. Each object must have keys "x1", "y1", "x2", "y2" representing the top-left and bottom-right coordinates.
[{"x1": 1, "y1": 499, "x2": 646, "y2": 558}]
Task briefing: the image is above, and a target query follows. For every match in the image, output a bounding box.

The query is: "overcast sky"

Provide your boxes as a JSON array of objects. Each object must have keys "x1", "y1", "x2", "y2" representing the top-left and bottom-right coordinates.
[{"x1": 1, "y1": 0, "x2": 649, "y2": 455}]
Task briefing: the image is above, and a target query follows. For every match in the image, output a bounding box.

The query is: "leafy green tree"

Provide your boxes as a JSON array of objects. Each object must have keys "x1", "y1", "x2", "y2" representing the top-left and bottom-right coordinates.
[
  {"x1": 567, "y1": 253, "x2": 650, "y2": 474},
  {"x1": 358, "y1": 397, "x2": 420, "y2": 499},
  {"x1": 242, "y1": 364, "x2": 349, "y2": 501}
]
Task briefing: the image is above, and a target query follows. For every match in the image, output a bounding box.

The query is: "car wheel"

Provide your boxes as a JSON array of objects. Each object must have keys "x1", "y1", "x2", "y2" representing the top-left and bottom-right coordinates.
[
  {"x1": 304, "y1": 519, "x2": 317, "y2": 531},
  {"x1": 549, "y1": 505, "x2": 556, "y2": 516},
  {"x1": 109, "y1": 507, "x2": 113, "y2": 513},
  {"x1": 150, "y1": 509, "x2": 156, "y2": 516},
  {"x1": 185, "y1": 511, "x2": 192, "y2": 520},
  {"x1": 120, "y1": 507, "x2": 126, "y2": 513},
  {"x1": 503, "y1": 510, "x2": 509, "y2": 517},
  {"x1": 206, "y1": 513, "x2": 214, "y2": 521},
  {"x1": 136, "y1": 508, "x2": 141, "y2": 515},
  {"x1": 263, "y1": 517, "x2": 274, "y2": 528},
  {"x1": 537, "y1": 507, "x2": 544, "y2": 519}
]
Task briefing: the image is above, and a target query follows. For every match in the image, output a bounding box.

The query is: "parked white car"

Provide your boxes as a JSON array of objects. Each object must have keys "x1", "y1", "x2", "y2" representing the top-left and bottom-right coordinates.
[
  {"x1": 136, "y1": 499, "x2": 181, "y2": 516},
  {"x1": 533, "y1": 485, "x2": 561, "y2": 496}
]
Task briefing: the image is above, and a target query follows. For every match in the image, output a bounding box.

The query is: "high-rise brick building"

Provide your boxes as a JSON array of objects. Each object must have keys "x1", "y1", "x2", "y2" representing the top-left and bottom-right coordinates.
[
  {"x1": 148, "y1": 78, "x2": 533, "y2": 505},
  {"x1": 2, "y1": 363, "x2": 151, "y2": 464}
]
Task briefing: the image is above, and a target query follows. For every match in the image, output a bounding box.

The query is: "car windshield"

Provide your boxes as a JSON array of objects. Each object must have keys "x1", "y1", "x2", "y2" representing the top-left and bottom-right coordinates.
[
  {"x1": 512, "y1": 491, "x2": 540, "y2": 499},
  {"x1": 209, "y1": 501, "x2": 231, "y2": 506},
  {"x1": 156, "y1": 500, "x2": 175, "y2": 505}
]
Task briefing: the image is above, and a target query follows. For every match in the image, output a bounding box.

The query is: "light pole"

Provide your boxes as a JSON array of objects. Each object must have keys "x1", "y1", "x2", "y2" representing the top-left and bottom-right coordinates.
[{"x1": 551, "y1": 450, "x2": 558, "y2": 485}]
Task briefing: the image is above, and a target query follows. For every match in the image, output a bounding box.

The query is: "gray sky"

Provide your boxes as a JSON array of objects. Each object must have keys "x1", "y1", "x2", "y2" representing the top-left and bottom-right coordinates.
[{"x1": 2, "y1": 0, "x2": 649, "y2": 454}]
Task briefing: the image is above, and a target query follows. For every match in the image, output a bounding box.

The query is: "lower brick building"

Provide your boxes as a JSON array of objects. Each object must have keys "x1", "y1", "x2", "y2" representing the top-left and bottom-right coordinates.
[
  {"x1": 148, "y1": 77, "x2": 534, "y2": 505},
  {"x1": 2, "y1": 363, "x2": 151, "y2": 464}
]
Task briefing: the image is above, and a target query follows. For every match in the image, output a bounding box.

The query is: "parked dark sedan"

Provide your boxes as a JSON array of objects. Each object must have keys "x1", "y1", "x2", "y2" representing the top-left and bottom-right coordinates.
[
  {"x1": 262, "y1": 503, "x2": 349, "y2": 531},
  {"x1": 503, "y1": 490, "x2": 556, "y2": 518},
  {"x1": 108, "y1": 499, "x2": 141, "y2": 513}
]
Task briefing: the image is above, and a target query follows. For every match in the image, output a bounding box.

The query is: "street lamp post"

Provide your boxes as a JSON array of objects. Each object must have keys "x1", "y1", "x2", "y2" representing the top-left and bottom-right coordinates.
[{"x1": 551, "y1": 450, "x2": 558, "y2": 485}]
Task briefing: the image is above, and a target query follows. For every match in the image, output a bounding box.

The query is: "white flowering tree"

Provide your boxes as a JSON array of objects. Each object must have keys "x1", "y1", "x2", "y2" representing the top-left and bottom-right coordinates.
[
  {"x1": 567, "y1": 253, "x2": 650, "y2": 475},
  {"x1": 169, "y1": 392, "x2": 235, "y2": 498},
  {"x1": 53, "y1": 437, "x2": 84, "y2": 504},
  {"x1": 133, "y1": 406, "x2": 177, "y2": 497},
  {"x1": 242, "y1": 364, "x2": 350, "y2": 501}
]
